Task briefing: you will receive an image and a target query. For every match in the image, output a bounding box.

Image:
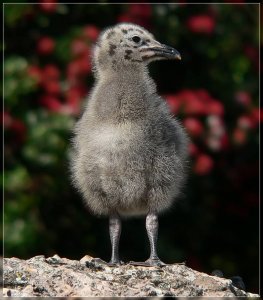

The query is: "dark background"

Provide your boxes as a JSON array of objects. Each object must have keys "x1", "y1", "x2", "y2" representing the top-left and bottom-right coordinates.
[{"x1": 3, "y1": 2, "x2": 260, "y2": 293}]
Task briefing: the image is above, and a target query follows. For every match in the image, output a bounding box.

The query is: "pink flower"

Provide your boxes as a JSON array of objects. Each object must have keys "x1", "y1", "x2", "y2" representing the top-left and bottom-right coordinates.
[
  {"x1": 206, "y1": 136, "x2": 222, "y2": 151},
  {"x1": 206, "y1": 115, "x2": 223, "y2": 129},
  {"x1": 194, "y1": 154, "x2": 214, "y2": 175},
  {"x1": 187, "y1": 15, "x2": 215, "y2": 34},
  {"x1": 37, "y1": 37, "x2": 55, "y2": 55}
]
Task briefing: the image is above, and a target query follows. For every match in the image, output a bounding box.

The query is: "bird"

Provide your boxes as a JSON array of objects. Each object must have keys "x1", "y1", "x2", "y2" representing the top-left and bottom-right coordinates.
[{"x1": 70, "y1": 23, "x2": 189, "y2": 267}]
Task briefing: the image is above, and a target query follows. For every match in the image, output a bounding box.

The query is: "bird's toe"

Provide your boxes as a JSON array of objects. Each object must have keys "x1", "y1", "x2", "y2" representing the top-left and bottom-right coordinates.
[
  {"x1": 129, "y1": 258, "x2": 166, "y2": 267},
  {"x1": 107, "y1": 260, "x2": 124, "y2": 267}
]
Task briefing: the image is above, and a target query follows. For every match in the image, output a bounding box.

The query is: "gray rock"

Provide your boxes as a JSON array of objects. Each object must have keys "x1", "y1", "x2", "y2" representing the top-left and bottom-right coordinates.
[{"x1": 2, "y1": 255, "x2": 260, "y2": 297}]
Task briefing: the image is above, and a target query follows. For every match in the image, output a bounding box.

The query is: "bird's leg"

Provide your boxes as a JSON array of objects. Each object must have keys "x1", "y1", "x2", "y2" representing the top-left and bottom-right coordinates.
[
  {"x1": 145, "y1": 211, "x2": 165, "y2": 266},
  {"x1": 108, "y1": 213, "x2": 122, "y2": 266},
  {"x1": 130, "y1": 211, "x2": 165, "y2": 267}
]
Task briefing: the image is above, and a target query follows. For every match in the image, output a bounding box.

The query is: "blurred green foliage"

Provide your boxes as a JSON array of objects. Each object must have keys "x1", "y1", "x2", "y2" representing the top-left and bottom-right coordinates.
[{"x1": 3, "y1": 3, "x2": 259, "y2": 293}]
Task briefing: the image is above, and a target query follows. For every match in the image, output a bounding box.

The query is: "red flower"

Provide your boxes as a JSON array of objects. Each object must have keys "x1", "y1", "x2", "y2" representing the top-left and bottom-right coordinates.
[
  {"x1": 37, "y1": 37, "x2": 55, "y2": 55},
  {"x1": 235, "y1": 91, "x2": 252, "y2": 107},
  {"x1": 164, "y1": 95, "x2": 181, "y2": 114},
  {"x1": 129, "y1": 4, "x2": 151, "y2": 19},
  {"x1": 67, "y1": 57, "x2": 91, "y2": 82},
  {"x1": 83, "y1": 25, "x2": 100, "y2": 42},
  {"x1": 184, "y1": 97, "x2": 207, "y2": 115},
  {"x1": 10, "y1": 119, "x2": 26, "y2": 134},
  {"x1": 195, "y1": 89, "x2": 213, "y2": 103},
  {"x1": 42, "y1": 64, "x2": 60, "y2": 80},
  {"x1": 9, "y1": 119, "x2": 27, "y2": 143},
  {"x1": 237, "y1": 115, "x2": 254, "y2": 130},
  {"x1": 184, "y1": 117, "x2": 203, "y2": 137},
  {"x1": 206, "y1": 101, "x2": 224, "y2": 116},
  {"x1": 66, "y1": 86, "x2": 87, "y2": 104},
  {"x1": 187, "y1": 15, "x2": 215, "y2": 34},
  {"x1": 232, "y1": 128, "x2": 247, "y2": 145},
  {"x1": 175, "y1": 90, "x2": 207, "y2": 115},
  {"x1": 118, "y1": 14, "x2": 133, "y2": 23},
  {"x1": 27, "y1": 65, "x2": 42, "y2": 83},
  {"x1": 39, "y1": 95, "x2": 62, "y2": 112},
  {"x1": 67, "y1": 61, "x2": 80, "y2": 81},
  {"x1": 220, "y1": 133, "x2": 230, "y2": 150},
  {"x1": 250, "y1": 107, "x2": 261, "y2": 124},
  {"x1": 194, "y1": 154, "x2": 214, "y2": 175},
  {"x1": 2, "y1": 111, "x2": 13, "y2": 128},
  {"x1": 244, "y1": 45, "x2": 259, "y2": 67},
  {"x1": 189, "y1": 143, "x2": 199, "y2": 157},
  {"x1": 118, "y1": 4, "x2": 152, "y2": 28},
  {"x1": 71, "y1": 39, "x2": 90, "y2": 57},
  {"x1": 39, "y1": 1, "x2": 57, "y2": 13},
  {"x1": 42, "y1": 80, "x2": 61, "y2": 95},
  {"x1": 65, "y1": 86, "x2": 87, "y2": 116}
]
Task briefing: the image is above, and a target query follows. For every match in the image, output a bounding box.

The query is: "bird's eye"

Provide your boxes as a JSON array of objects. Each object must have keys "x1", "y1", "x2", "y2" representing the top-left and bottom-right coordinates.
[{"x1": 132, "y1": 36, "x2": 141, "y2": 43}]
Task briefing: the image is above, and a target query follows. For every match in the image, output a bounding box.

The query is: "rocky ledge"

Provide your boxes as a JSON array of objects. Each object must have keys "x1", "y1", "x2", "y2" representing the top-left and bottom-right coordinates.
[{"x1": 2, "y1": 255, "x2": 260, "y2": 297}]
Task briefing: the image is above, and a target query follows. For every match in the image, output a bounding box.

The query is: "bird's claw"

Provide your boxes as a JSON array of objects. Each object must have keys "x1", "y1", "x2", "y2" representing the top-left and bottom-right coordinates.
[
  {"x1": 129, "y1": 258, "x2": 166, "y2": 267},
  {"x1": 107, "y1": 260, "x2": 124, "y2": 267}
]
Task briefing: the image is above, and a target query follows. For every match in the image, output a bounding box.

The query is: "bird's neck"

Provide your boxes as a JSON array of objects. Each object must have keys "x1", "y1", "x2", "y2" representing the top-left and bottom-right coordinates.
[
  {"x1": 98, "y1": 64, "x2": 147, "y2": 81},
  {"x1": 92, "y1": 66, "x2": 157, "y2": 123},
  {"x1": 98, "y1": 65, "x2": 156, "y2": 94}
]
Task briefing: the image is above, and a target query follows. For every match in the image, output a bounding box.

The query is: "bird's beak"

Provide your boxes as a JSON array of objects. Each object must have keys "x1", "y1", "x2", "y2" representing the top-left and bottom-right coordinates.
[{"x1": 140, "y1": 41, "x2": 181, "y2": 61}]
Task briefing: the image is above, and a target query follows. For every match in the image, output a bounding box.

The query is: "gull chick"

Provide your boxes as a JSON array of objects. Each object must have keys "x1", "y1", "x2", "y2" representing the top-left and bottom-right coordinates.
[{"x1": 70, "y1": 23, "x2": 189, "y2": 267}]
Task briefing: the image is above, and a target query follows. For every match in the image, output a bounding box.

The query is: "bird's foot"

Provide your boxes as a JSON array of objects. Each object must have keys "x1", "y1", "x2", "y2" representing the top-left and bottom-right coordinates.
[
  {"x1": 173, "y1": 261, "x2": 186, "y2": 265},
  {"x1": 129, "y1": 258, "x2": 166, "y2": 267},
  {"x1": 107, "y1": 260, "x2": 124, "y2": 267}
]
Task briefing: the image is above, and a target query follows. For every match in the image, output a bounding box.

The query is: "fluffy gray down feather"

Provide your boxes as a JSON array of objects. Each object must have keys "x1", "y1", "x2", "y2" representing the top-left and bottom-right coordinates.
[{"x1": 70, "y1": 23, "x2": 189, "y2": 217}]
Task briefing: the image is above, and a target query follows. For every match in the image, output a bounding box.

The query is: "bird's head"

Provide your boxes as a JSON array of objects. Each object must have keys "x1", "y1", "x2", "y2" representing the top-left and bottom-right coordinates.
[{"x1": 93, "y1": 23, "x2": 181, "y2": 73}]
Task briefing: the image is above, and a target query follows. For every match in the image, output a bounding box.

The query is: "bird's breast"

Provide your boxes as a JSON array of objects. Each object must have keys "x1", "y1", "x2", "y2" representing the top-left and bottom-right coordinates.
[{"x1": 92, "y1": 122, "x2": 143, "y2": 150}]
